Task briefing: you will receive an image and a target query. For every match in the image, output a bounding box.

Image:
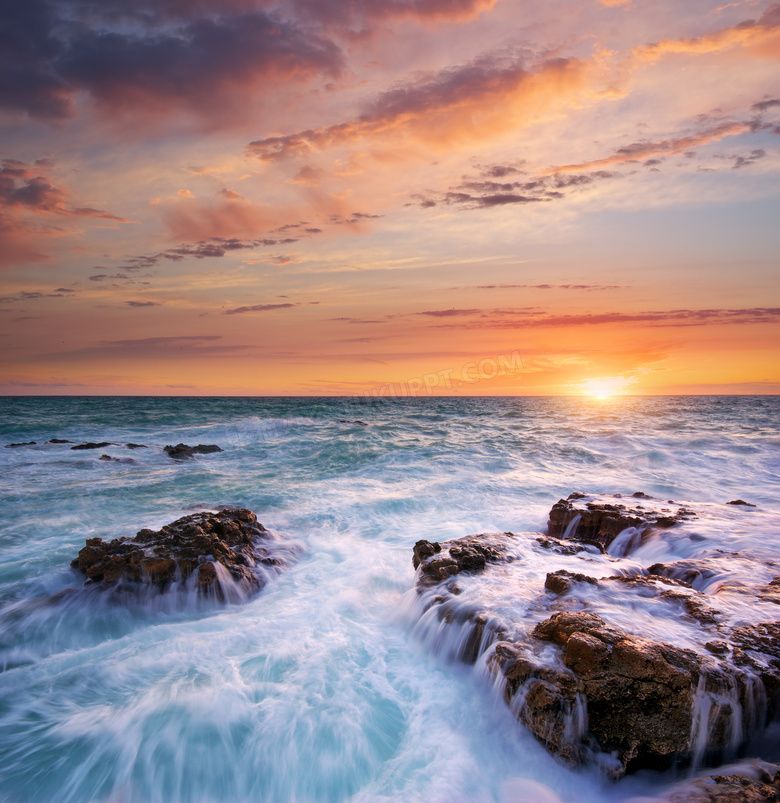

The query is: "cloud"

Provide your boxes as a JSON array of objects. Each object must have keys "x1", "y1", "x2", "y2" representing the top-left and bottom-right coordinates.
[
  {"x1": 414, "y1": 167, "x2": 619, "y2": 209},
  {"x1": 416, "y1": 308, "x2": 482, "y2": 317},
  {"x1": 636, "y1": 4, "x2": 780, "y2": 62},
  {"x1": 0, "y1": 2, "x2": 344, "y2": 122},
  {"x1": 286, "y1": 0, "x2": 499, "y2": 26},
  {"x1": 158, "y1": 189, "x2": 295, "y2": 241},
  {"x1": 247, "y1": 53, "x2": 589, "y2": 160},
  {"x1": 47, "y1": 335, "x2": 255, "y2": 359},
  {"x1": 549, "y1": 121, "x2": 749, "y2": 173},
  {"x1": 0, "y1": 158, "x2": 128, "y2": 219},
  {"x1": 224, "y1": 302, "x2": 297, "y2": 315},
  {"x1": 0, "y1": 157, "x2": 129, "y2": 267},
  {"x1": 125, "y1": 300, "x2": 160, "y2": 307},
  {"x1": 428, "y1": 307, "x2": 780, "y2": 329}
]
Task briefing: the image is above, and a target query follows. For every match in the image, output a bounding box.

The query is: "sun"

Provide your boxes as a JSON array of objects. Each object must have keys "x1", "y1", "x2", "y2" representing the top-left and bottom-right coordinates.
[{"x1": 580, "y1": 377, "x2": 626, "y2": 399}]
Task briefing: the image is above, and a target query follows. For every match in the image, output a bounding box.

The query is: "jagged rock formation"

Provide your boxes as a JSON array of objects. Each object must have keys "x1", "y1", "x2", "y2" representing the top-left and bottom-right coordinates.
[{"x1": 410, "y1": 493, "x2": 780, "y2": 778}]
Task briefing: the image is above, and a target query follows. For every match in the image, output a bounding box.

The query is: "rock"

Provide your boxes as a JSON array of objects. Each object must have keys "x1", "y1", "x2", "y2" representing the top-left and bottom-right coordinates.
[
  {"x1": 163, "y1": 443, "x2": 223, "y2": 459},
  {"x1": 71, "y1": 441, "x2": 113, "y2": 450},
  {"x1": 412, "y1": 539, "x2": 441, "y2": 569},
  {"x1": 410, "y1": 493, "x2": 780, "y2": 779},
  {"x1": 337, "y1": 419, "x2": 367, "y2": 426},
  {"x1": 47, "y1": 438, "x2": 72, "y2": 444},
  {"x1": 70, "y1": 508, "x2": 291, "y2": 598},
  {"x1": 632, "y1": 761, "x2": 780, "y2": 802},
  {"x1": 727, "y1": 500, "x2": 757, "y2": 507},
  {"x1": 5, "y1": 441, "x2": 36, "y2": 448},
  {"x1": 491, "y1": 611, "x2": 736, "y2": 774},
  {"x1": 761, "y1": 577, "x2": 780, "y2": 604},
  {"x1": 545, "y1": 569, "x2": 598, "y2": 595},
  {"x1": 547, "y1": 492, "x2": 694, "y2": 550},
  {"x1": 126, "y1": 443, "x2": 147, "y2": 449},
  {"x1": 413, "y1": 533, "x2": 508, "y2": 586}
]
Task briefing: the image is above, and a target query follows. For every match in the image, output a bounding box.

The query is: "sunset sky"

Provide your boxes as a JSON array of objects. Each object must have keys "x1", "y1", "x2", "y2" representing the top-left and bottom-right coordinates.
[{"x1": 1, "y1": 0, "x2": 778, "y2": 396}]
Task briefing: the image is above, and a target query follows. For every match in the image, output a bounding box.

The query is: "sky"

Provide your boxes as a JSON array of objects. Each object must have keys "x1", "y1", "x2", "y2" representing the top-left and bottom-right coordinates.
[{"x1": 1, "y1": 0, "x2": 779, "y2": 396}]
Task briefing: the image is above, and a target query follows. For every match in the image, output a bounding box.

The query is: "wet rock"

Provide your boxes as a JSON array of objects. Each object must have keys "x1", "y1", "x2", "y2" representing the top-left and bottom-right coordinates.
[
  {"x1": 163, "y1": 443, "x2": 223, "y2": 459},
  {"x1": 727, "y1": 500, "x2": 757, "y2": 507},
  {"x1": 492, "y1": 611, "x2": 739, "y2": 774},
  {"x1": 636, "y1": 761, "x2": 780, "y2": 802},
  {"x1": 410, "y1": 493, "x2": 780, "y2": 779},
  {"x1": 548, "y1": 492, "x2": 693, "y2": 550},
  {"x1": 70, "y1": 508, "x2": 290, "y2": 598},
  {"x1": 47, "y1": 438, "x2": 72, "y2": 444},
  {"x1": 413, "y1": 533, "x2": 508, "y2": 587},
  {"x1": 545, "y1": 569, "x2": 599, "y2": 595},
  {"x1": 337, "y1": 419, "x2": 367, "y2": 426},
  {"x1": 412, "y1": 539, "x2": 441, "y2": 569},
  {"x1": 126, "y1": 443, "x2": 147, "y2": 449},
  {"x1": 5, "y1": 441, "x2": 36, "y2": 448},
  {"x1": 71, "y1": 441, "x2": 113, "y2": 450},
  {"x1": 761, "y1": 577, "x2": 780, "y2": 604}
]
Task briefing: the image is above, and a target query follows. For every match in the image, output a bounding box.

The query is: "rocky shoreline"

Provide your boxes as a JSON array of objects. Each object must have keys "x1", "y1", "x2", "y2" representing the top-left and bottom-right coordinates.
[{"x1": 411, "y1": 492, "x2": 780, "y2": 783}]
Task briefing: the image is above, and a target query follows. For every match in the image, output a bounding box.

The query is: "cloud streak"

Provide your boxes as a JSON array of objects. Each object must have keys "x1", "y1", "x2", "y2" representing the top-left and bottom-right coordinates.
[{"x1": 248, "y1": 53, "x2": 588, "y2": 160}]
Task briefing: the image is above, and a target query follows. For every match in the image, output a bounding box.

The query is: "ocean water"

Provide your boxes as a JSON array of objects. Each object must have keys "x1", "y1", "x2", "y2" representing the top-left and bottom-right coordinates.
[{"x1": 0, "y1": 395, "x2": 778, "y2": 803}]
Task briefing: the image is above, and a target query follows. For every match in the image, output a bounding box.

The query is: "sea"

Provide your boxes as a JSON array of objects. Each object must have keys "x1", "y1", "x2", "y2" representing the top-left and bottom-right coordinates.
[{"x1": 0, "y1": 395, "x2": 778, "y2": 803}]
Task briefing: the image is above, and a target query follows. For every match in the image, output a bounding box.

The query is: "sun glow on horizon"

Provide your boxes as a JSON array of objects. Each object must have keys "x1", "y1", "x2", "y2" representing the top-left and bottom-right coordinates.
[{"x1": 579, "y1": 377, "x2": 631, "y2": 399}]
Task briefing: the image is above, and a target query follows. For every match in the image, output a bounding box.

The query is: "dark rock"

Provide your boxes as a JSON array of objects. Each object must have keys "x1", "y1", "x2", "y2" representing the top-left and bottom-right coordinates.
[
  {"x1": 70, "y1": 508, "x2": 291, "y2": 599},
  {"x1": 71, "y1": 442, "x2": 112, "y2": 450},
  {"x1": 706, "y1": 641, "x2": 731, "y2": 655},
  {"x1": 412, "y1": 539, "x2": 441, "y2": 569},
  {"x1": 47, "y1": 438, "x2": 72, "y2": 444},
  {"x1": 126, "y1": 443, "x2": 147, "y2": 449},
  {"x1": 5, "y1": 441, "x2": 36, "y2": 448},
  {"x1": 727, "y1": 500, "x2": 757, "y2": 507},
  {"x1": 337, "y1": 419, "x2": 367, "y2": 426},
  {"x1": 547, "y1": 492, "x2": 693, "y2": 550},
  {"x1": 413, "y1": 533, "x2": 508, "y2": 586},
  {"x1": 163, "y1": 443, "x2": 223, "y2": 460}
]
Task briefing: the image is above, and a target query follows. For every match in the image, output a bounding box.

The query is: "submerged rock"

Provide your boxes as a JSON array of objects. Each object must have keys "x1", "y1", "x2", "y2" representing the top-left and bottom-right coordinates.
[
  {"x1": 71, "y1": 441, "x2": 113, "y2": 450},
  {"x1": 71, "y1": 508, "x2": 293, "y2": 599},
  {"x1": 5, "y1": 441, "x2": 36, "y2": 448},
  {"x1": 47, "y1": 438, "x2": 72, "y2": 444},
  {"x1": 163, "y1": 443, "x2": 223, "y2": 459}
]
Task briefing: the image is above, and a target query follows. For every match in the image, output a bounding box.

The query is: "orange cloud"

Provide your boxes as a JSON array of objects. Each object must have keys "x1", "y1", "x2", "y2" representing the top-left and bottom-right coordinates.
[
  {"x1": 159, "y1": 190, "x2": 290, "y2": 241},
  {"x1": 248, "y1": 55, "x2": 590, "y2": 161},
  {"x1": 0, "y1": 158, "x2": 130, "y2": 268},
  {"x1": 636, "y1": 4, "x2": 780, "y2": 61}
]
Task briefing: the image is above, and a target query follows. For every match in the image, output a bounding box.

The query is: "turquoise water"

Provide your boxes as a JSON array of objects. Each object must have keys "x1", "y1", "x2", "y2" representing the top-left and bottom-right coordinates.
[{"x1": 0, "y1": 396, "x2": 778, "y2": 802}]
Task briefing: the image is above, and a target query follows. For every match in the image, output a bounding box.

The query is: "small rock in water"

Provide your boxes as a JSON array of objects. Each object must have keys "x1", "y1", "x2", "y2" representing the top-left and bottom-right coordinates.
[
  {"x1": 5, "y1": 441, "x2": 36, "y2": 448},
  {"x1": 71, "y1": 441, "x2": 113, "y2": 450},
  {"x1": 125, "y1": 443, "x2": 147, "y2": 449},
  {"x1": 337, "y1": 419, "x2": 368, "y2": 426},
  {"x1": 163, "y1": 443, "x2": 223, "y2": 459},
  {"x1": 70, "y1": 508, "x2": 290, "y2": 599},
  {"x1": 47, "y1": 438, "x2": 72, "y2": 444},
  {"x1": 727, "y1": 499, "x2": 756, "y2": 507}
]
